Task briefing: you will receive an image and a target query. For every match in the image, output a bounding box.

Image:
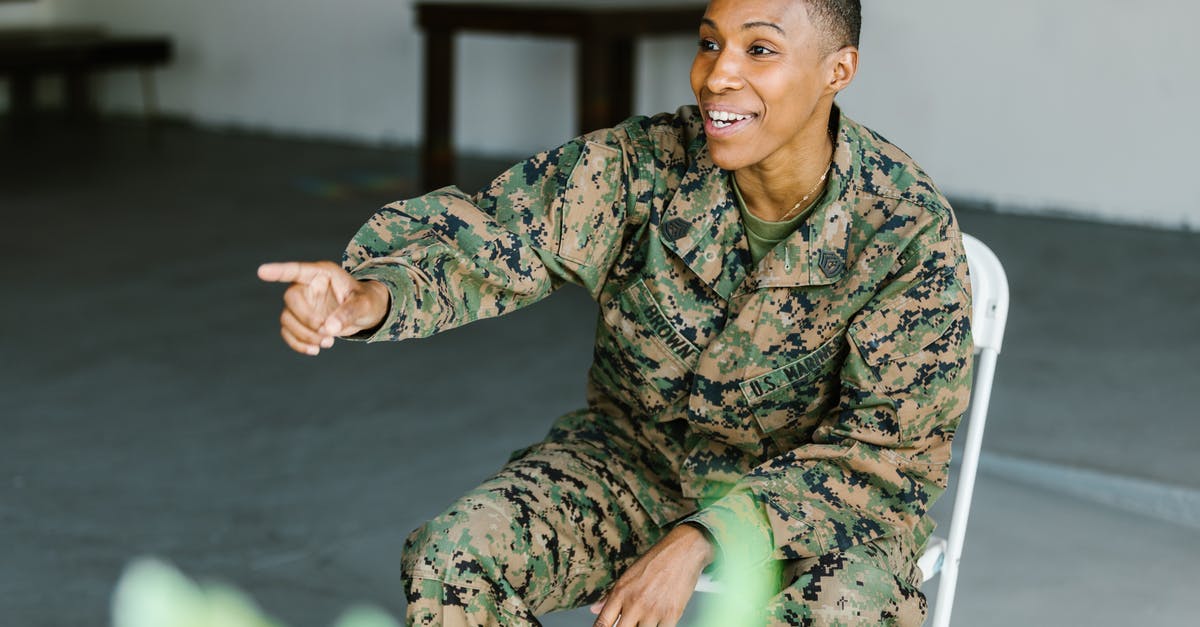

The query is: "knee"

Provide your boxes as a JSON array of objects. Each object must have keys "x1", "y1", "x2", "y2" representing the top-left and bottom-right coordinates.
[
  {"x1": 768, "y1": 544, "x2": 927, "y2": 627},
  {"x1": 401, "y1": 494, "x2": 524, "y2": 587},
  {"x1": 400, "y1": 495, "x2": 545, "y2": 624}
]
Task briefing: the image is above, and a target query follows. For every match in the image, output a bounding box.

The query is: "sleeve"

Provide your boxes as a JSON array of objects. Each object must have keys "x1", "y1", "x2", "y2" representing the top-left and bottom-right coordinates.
[
  {"x1": 339, "y1": 130, "x2": 639, "y2": 342},
  {"x1": 684, "y1": 210, "x2": 974, "y2": 565}
]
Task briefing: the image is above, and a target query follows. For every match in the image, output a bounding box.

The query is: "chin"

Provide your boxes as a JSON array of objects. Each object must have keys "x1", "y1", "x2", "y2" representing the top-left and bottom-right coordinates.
[{"x1": 707, "y1": 146, "x2": 752, "y2": 171}]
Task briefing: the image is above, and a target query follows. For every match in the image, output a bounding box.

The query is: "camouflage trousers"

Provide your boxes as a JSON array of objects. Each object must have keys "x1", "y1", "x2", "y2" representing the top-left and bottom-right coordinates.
[{"x1": 401, "y1": 440, "x2": 927, "y2": 627}]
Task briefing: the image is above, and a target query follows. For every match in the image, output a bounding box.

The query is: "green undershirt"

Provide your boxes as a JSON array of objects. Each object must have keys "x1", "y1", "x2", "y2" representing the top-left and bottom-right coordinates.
[{"x1": 732, "y1": 174, "x2": 813, "y2": 266}]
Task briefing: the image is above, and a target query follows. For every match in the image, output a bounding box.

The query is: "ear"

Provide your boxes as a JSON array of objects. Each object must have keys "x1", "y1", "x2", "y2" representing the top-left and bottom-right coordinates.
[{"x1": 826, "y1": 45, "x2": 859, "y2": 94}]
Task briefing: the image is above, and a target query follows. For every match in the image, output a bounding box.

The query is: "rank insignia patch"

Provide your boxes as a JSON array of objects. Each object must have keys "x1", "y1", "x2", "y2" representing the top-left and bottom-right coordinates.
[
  {"x1": 662, "y1": 217, "x2": 691, "y2": 241},
  {"x1": 818, "y1": 250, "x2": 845, "y2": 278}
]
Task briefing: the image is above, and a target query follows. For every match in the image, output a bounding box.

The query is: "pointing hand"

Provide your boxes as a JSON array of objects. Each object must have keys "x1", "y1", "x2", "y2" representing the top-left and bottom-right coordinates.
[{"x1": 257, "y1": 261, "x2": 389, "y2": 356}]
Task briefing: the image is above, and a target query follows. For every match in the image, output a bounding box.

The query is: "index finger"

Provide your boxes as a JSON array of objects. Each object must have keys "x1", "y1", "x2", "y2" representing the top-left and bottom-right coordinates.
[
  {"x1": 258, "y1": 262, "x2": 324, "y2": 285},
  {"x1": 594, "y1": 599, "x2": 621, "y2": 627}
]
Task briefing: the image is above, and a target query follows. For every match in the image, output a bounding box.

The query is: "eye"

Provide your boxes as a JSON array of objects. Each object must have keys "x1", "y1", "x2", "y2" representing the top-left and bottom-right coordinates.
[
  {"x1": 748, "y1": 44, "x2": 776, "y2": 56},
  {"x1": 698, "y1": 38, "x2": 719, "y2": 52}
]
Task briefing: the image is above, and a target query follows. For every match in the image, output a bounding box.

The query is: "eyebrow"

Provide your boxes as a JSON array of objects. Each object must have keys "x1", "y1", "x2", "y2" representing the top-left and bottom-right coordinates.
[{"x1": 700, "y1": 18, "x2": 787, "y2": 36}]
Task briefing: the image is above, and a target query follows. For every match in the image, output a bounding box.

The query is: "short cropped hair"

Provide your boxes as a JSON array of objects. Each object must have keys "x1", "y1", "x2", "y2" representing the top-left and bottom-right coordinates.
[{"x1": 801, "y1": 0, "x2": 861, "y2": 52}]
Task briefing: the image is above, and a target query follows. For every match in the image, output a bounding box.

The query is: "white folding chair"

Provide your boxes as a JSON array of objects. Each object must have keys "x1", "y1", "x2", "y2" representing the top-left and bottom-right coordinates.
[
  {"x1": 693, "y1": 233, "x2": 1010, "y2": 627},
  {"x1": 918, "y1": 232, "x2": 1009, "y2": 627}
]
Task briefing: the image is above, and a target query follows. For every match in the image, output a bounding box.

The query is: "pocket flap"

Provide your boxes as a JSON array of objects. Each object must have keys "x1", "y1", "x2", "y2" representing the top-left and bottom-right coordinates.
[
  {"x1": 556, "y1": 140, "x2": 623, "y2": 268},
  {"x1": 850, "y1": 270, "x2": 966, "y2": 366}
]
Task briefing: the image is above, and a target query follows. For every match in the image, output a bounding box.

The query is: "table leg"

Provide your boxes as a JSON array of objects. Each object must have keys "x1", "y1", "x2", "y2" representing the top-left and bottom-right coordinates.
[
  {"x1": 422, "y1": 28, "x2": 455, "y2": 191},
  {"x1": 577, "y1": 35, "x2": 635, "y2": 135},
  {"x1": 64, "y1": 68, "x2": 96, "y2": 119},
  {"x1": 607, "y1": 36, "x2": 634, "y2": 125}
]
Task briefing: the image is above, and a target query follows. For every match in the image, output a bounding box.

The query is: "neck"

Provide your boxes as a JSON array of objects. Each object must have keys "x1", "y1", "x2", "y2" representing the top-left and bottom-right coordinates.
[{"x1": 734, "y1": 110, "x2": 836, "y2": 222}]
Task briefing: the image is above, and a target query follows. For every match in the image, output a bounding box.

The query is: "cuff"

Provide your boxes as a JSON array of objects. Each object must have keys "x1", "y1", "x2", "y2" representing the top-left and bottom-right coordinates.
[
  {"x1": 345, "y1": 264, "x2": 414, "y2": 342},
  {"x1": 681, "y1": 490, "x2": 774, "y2": 569}
]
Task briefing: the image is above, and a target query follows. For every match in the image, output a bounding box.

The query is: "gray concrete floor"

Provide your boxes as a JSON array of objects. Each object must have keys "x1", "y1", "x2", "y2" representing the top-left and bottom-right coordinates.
[{"x1": 2, "y1": 117, "x2": 1198, "y2": 626}]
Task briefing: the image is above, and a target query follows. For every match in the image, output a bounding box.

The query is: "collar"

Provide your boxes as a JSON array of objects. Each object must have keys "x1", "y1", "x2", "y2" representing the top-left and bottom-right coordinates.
[
  {"x1": 747, "y1": 105, "x2": 856, "y2": 292},
  {"x1": 657, "y1": 137, "x2": 751, "y2": 302},
  {"x1": 660, "y1": 105, "x2": 856, "y2": 299}
]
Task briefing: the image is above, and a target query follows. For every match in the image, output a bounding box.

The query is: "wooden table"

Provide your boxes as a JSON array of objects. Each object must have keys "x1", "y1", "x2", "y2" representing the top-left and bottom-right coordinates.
[
  {"x1": 415, "y1": 1, "x2": 704, "y2": 190},
  {"x1": 0, "y1": 26, "x2": 172, "y2": 118}
]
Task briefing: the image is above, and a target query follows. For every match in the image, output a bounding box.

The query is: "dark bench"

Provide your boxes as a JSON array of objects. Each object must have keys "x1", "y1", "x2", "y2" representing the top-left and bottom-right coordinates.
[{"x1": 0, "y1": 26, "x2": 172, "y2": 117}]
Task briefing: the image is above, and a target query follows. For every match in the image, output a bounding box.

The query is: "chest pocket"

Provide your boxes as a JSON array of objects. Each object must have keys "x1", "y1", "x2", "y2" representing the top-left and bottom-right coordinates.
[
  {"x1": 740, "y1": 335, "x2": 846, "y2": 453},
  {"x1": 556, "y1": 140, "x2": 623, "y2": 270},
  {"x1": 848, "y1": 269, "x2": 965, "y2": 388},
  {"x1": 590, "y1": 278, "x2": 699, "y2": 416},
  {"x1": 847, "y1": 269, "x2": 969, "y2": 445}
]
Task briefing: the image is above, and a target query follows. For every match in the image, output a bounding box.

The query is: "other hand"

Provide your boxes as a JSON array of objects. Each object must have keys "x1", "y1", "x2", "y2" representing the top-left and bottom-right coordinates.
[
  {"x1": 257, "y1": 261, "x2": 389, "y2": 355},
  {"x1": 590, "y1": 524, "x2": 714, "y2": 627}
]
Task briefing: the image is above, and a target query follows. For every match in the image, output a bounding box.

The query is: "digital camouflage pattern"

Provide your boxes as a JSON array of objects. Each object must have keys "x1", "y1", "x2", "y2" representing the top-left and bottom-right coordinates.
[
  {"x1": 400, "y1": 433, "x2": 926, "y2": 626},
  {"x1": 401, "y1": 438, "x2": 662, "y2": 625},
  {"x1": 343, "y1": 104, "x2": 972, "y2": 625}
]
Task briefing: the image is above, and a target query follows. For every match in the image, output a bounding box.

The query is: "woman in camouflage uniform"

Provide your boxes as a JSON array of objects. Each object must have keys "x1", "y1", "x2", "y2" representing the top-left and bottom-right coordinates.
[{"x1": 260, "y1": 1, "x2": 972, "y2": 625}]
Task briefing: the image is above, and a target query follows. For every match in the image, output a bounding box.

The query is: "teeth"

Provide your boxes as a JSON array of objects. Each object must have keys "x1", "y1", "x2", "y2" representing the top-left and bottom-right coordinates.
[{"x1": 708, "y1": 110, "x2": 752, "y2": 122}]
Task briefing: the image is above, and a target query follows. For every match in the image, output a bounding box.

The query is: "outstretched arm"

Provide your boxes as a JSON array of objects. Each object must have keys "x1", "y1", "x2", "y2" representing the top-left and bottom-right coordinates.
[
  {"x1": 339, "y1": 134, "x2": 634, "y2": 343},
  {"x1": 258, "y1": 117, "x2": 666, "y2": 353}
]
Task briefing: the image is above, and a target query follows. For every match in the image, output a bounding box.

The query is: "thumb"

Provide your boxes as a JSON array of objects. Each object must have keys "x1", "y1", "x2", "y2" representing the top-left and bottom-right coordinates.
[
  {"x1": 322, "y1": 291, "x2": 381, "y2": 337},
  {"x1": 590, "y1": 600, "x2": 605, "y2": 615}
]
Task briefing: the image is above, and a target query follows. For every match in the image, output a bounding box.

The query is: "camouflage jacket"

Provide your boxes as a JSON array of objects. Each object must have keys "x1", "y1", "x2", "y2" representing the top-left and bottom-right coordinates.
[{"x1": 342, "y1": 105, "x2": 973, "y2": 567}]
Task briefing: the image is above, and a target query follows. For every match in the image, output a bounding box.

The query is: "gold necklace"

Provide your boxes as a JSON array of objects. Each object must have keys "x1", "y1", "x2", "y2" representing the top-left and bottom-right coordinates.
[{"x1": 777, "y1": 159, "x2": 833, "y2": 221}]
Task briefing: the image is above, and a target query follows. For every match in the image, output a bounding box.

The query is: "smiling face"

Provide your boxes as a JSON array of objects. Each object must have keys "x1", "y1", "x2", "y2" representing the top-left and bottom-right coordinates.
[{"x1": 690, "y1": 0, "x2": 856, "y2": 172}]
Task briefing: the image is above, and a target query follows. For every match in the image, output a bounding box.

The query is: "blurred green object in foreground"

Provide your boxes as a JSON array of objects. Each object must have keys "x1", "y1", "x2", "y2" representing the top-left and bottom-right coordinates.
[
  {"x1": 112, "y1": 558, "x2": 400, "y2": 627},
  {"x1": 693, "y1": 514, "x2": 777, "y2": 627},
  {"x1": 694, "y1": 560, "x2": 776, "y2": 627}
]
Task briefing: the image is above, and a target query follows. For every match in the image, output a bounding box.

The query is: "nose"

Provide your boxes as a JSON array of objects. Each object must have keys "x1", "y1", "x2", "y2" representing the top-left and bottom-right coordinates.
[{"x1": 705, "y1": 48, "x2": 744, "y2": 94}]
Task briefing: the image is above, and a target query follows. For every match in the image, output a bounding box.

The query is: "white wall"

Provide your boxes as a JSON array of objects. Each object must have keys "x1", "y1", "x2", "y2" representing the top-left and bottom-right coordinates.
[
  {"x1": 0, "y1": 1, "x2": 57, "y2": 109},
  {"x1": 47, "y1": 0, "x2": 694, "y2": 155},
  {"x1": 840, "y1": 0, "x2": 1199, "y2": 229},
  {"x1": 40, "y1": 0, "x2": 1200, "y2": 229},
  {"x1": 0, "y1": 1, "x2": 54, "y2": 24},
  {"x1": 49, "y1": 0, "x2": 421, "y2": 143}
]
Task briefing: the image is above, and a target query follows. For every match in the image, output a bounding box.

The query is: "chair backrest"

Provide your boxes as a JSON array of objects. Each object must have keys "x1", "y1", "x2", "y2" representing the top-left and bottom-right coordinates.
[
  {"x1": 927, "y1": 233, "x2": 1010, "y2": 627},
  {"x1": 963, "y1": 233, "x2": 1010, "y2": 355}
]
